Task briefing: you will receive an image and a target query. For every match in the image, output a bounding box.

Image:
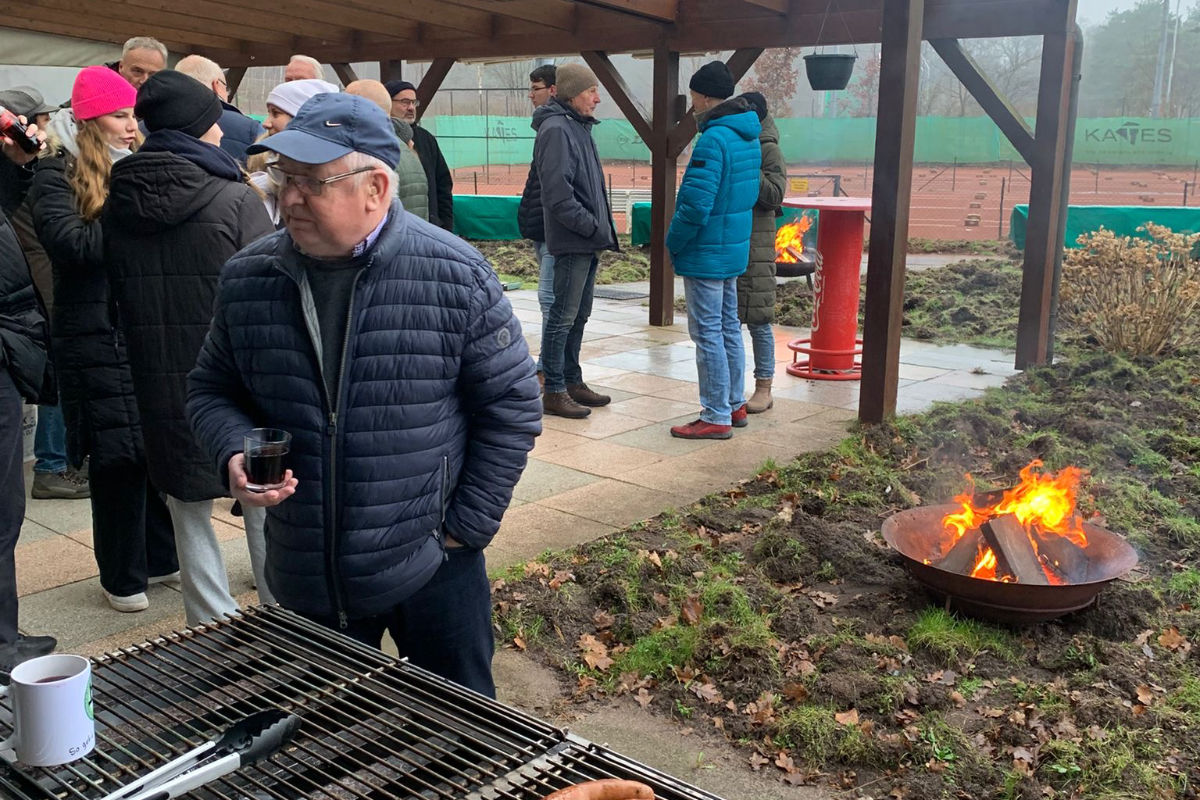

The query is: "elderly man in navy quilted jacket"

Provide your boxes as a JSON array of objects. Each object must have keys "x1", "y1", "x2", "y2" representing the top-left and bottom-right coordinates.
[{"x1": 187, "y1": 94, "x2": 541, "y2": 698}]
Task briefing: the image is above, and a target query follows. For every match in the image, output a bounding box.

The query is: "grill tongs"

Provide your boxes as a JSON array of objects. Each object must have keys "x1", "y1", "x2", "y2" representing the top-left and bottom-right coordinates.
[{"x1": 99, "y1": 710, "x2": 301, "y2": 800}]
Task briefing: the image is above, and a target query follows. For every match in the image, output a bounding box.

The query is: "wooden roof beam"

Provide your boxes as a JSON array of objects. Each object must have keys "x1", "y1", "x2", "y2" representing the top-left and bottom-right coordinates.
[
  {"x1": 741, "y1": 0, "x2": 789, "y2": 12},
  {"x1": 0, "y1": 7, "x2": 253, "y2": 53},
  {"x1": 580, "y1": 0, "x2": 678, "y2": 23},
  {"x1": 343, "y1": 0, "x2": 493, "y2": 36},
  {"x1": 930, "y1": 38, "x2": 1036, "y2": 165},
  {"x1": 581, "y1": 51, "x2": 653, "y2": 143},
  {"x1": 119, "y1": 0, "x2": 358, "y2": 44},
  {"x1": 440, "y1": 0, "x2": 576, "y2": 31},
  {"x1": 235, "y1": 0, "x2": 420, "y2": 42}
]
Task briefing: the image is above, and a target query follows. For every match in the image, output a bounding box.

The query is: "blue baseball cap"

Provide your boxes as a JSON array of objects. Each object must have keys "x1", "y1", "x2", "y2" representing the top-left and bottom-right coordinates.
[{"x1": 247, "y1": 92, "x2": 401, "y2": 169}]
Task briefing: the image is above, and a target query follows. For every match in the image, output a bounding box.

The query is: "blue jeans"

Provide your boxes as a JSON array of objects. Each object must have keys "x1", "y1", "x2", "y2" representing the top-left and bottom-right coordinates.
[
  {"x1": 33, "y1": 403, "x2": 67, "y2": 474},
  {"x1": 534, "y1": 241, "x2": 556, "y2": 372},
  {"x1": 747, "y1": 322, "x2": 776, "y2": 380},
  {"x1": 684, "y1": 276, "x2": 744, "y2": 425},
  {"x1": 541, "y1": 252, "x2": 598, "y2": 394}
]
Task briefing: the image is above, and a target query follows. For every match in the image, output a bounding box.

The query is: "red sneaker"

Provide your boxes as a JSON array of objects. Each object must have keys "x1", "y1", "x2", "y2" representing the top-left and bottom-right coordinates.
[
  {"x1": 670, "y1": 419, "x2": 733, "y2": 440},
  {"x1": 731, "y1": 404, "x2": 748, "y2": 428}
]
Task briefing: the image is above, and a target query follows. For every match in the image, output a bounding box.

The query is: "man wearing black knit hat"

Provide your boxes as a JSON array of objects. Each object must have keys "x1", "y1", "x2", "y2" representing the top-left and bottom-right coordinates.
[
  {"x1": 385, "y1": 79, "x2": 454, "y2": 230},
  {"x1": 667, "y1": 61, "x2": 761, "y2": 440},
  {"x1": 102, "y1": 69, "x2": 276, "y2": 626}
]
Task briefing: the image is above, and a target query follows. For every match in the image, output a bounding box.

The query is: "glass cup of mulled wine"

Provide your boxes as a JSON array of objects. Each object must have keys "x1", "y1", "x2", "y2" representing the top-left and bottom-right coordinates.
[{"x1": 244, "y1": 428, "x2": 292, "y2": 492}]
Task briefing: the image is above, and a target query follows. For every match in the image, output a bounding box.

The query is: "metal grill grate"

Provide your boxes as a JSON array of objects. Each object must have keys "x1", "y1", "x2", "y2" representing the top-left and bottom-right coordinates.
[{"x1": 0, "y1": 606, "x2": 725, "y2": 800}]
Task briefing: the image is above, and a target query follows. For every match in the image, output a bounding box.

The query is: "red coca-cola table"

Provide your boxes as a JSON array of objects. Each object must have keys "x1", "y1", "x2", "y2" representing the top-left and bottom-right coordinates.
[{"x1": 782, "y1": 196, "x2": 870, "y2": 380}]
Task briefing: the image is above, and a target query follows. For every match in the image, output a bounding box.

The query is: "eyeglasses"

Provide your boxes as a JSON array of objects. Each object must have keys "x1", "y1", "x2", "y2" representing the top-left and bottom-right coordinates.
[
  {"x1": 266, "y1": 164, "x2": 375, "y2": 196},
  {"x1": 529, "y1": 85, "x2": 551, "y2": 94},
  {"x1": 395, "y1": 98, "x2": 420, "y2": 108}
]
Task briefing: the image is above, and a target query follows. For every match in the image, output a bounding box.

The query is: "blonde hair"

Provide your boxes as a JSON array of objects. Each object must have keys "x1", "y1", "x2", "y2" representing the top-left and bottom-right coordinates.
[{"x1": 69, "y1": 121, "x2": 141, "y2": 221}]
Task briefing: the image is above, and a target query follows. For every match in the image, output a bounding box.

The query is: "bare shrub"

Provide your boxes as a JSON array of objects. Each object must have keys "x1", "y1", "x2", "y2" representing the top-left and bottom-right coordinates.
[{"x1": 1060, "y1": 224, "x2": 1200, "y2": 356}]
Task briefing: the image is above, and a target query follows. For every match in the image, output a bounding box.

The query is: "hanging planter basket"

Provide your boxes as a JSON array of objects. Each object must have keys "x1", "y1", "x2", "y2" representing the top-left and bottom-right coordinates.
[{"x1": 804, "y1": 53, "x2": 857, "y2": 91}]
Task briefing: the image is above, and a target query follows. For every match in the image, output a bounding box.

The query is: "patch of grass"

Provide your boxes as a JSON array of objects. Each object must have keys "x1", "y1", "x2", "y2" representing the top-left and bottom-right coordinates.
[
  {"x1": 1166, "y1": 568, "x2": 1200, "y2": 604},
  {"x1": 776, "y1": 705, "x2": 885, "y2": 766},
  {"x1": 1165, "y1": 672, "x2": 1200, "y2": 714},
  {"x1": 907, "y1": 607, "x2": 1019, "y2": 664},
  {"x1": 610, "y1": 625, "x2": 702, "y2": 682}
]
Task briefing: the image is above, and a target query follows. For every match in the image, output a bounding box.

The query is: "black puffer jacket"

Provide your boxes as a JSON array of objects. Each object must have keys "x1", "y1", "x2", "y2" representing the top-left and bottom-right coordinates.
[
  {"x1": 30, "y1": 155, "x2": 142, "y2": 468},
  {"x1": 0, "y1": 165, "x2": 48, "y2": 403},
  {"x1": 104, "y1": 138, "x2": 274, "y2": 501},
  {"x1": 517, "y1": 158, "x2": 544, "y2": 242}
]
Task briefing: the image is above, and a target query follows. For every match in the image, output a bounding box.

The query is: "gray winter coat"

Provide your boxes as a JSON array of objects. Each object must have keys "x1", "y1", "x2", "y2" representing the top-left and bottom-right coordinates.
[
  {"x1": 391, "y1": 121, "x2": 430, "y2": 222},
  {"x1": 532, "y1": 99, "x2": 617, "y2": 257},
  {"x1": 738, "y1": 114, "x2": 787, "y2": 326}
]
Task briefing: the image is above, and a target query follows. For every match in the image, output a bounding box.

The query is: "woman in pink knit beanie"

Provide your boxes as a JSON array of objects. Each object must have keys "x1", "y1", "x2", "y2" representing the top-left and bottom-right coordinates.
[{"x1": 29, "y1": 65, "x2": 180, "y2": 615}]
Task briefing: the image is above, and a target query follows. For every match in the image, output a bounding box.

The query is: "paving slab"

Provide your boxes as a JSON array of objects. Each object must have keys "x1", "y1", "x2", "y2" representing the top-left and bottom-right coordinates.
[
  {"x1": 535, "y1": 479, "x2": 690, "y2": 529},
  {"x1": 513, "y1": 459, "x2": 603, "y2": 502},
  {"x1": 535, "y1": 440, "x2": 668, "y2": 480}
]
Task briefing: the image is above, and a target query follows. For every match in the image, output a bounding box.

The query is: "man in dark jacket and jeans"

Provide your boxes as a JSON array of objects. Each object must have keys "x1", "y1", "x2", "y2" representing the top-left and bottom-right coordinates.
[
  {"x1": 0, "y1": 119, "x2": 58, "y2": 675},
  {"x1": 532, "y1": 63, "x2": 618, "y2": 419},
  {"x1": 188, "y1": 94, "x2": 541, "y2": 698},
  {"x1": 518, "y1": 64, "x2": 556, "y2": 386}
]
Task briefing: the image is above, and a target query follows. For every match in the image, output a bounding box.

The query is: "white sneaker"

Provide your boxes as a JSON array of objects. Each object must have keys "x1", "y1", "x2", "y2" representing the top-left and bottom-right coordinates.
[
  {"x1": 148, "y1": 571, "x2": 181, "y2": 587},
  {"x1": 103, "y1": 590, "x2": 149, "y2": 613}
]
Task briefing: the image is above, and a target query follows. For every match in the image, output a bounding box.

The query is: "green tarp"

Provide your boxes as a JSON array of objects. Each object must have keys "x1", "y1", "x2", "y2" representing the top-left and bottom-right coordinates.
[
  {"x1": 452, "y1": 195, "x2": 522, "y2": 240},
  {"x1": 1009, "y1": 204, "x2": 1200, "y2": 249}
]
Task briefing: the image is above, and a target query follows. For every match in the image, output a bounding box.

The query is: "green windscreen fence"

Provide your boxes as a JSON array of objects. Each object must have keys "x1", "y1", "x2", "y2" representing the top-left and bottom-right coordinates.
[
  {"x1": 452, "y1": 195, "x2": 522, "y2": 240},
  {"x1": 425, "y1": 116, "x2": 1200, "y2": 169},
  {"x1": 1009, "y1": 205, "x2": 1200, "y2": 249}
]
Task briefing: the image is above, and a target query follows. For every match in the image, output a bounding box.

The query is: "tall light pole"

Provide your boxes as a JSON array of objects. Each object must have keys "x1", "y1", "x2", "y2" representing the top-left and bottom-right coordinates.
[
  {"x1": 1163, "y1": 0, "x2": 1183, "y2": 115},
  {"x1": 1150, "y1": 0, "x2": 1170, "y2": 117}
]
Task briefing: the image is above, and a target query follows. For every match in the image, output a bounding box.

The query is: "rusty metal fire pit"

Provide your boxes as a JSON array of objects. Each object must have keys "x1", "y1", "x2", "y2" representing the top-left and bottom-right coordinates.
[{"x1": 882, "y1": 504, "x2": 1139, "y2": 623}]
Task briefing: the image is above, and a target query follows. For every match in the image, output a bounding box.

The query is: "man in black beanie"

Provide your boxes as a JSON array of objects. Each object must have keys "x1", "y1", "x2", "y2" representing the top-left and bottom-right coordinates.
[
  {"x1": 666, "y1": 61, "x2": 762, "y2": 440},
  {"x1": 102, "y1": 69, "x2": 276, "y2": 626},
  {"x1": 385, "y1": 79, "x2": 454, "y2": 231}
]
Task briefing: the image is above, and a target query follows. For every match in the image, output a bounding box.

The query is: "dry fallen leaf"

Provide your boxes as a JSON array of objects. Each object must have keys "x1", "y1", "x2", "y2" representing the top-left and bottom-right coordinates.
[
  {"x1": 693, "y1": 682, "x2": 723, "y2": 704},
  {"x1": 782, "y1": 682, "x2": 810, "y2": 703},
  {"x1": 1159, "y1": 626, "x2": 1188, "y2": 652},
  {"x1": 512, "y1": 635, "x2": 526, "y2": 651},
  {"x1": 578, "y1": 633, "x2": 614, "y2": 671},
  {"x1": 592, "y1": 610, "x2": 615, "y2": 630},
  {"x1": 748, "y1": 752, "x2": 769, "y2": 770},
  {"x1": 638, "y1": 549, "x2": 664, "y2": 570},
  {"x1": 635, "y1": 687, "x2": 654, "y2": 708},
  {"x1": 548, "y1": 569, "x2": 574, "y2": 589},
  {"x1": 834, "y1": 709, "x2": 860, "y2": 726},
  {"x1": 652, "y1": 591, "x2": 671, "y2": 608},
  {"x1": 1136, "y1": 684, "x2": 1155, "y2": 706},
  {"x1": 680, "y1": 595, "x2": 704, "y2": 625},
  {"x1": 774, "y1": 751, "x2": 796, "y2": 773}
]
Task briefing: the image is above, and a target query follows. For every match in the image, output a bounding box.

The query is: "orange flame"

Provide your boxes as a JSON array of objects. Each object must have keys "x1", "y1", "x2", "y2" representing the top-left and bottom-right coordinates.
[
  {"x1": 775, "y1": 216, "x2": 812, "y2": 263},
  {"x1": 942, "y1": 460, "x2": 1088, "y2": 584}
]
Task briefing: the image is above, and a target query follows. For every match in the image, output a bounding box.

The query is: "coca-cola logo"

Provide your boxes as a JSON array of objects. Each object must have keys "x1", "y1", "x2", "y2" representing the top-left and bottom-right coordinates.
[{"x1": 1083, "y1": 121, "x2": 1173, "y2": 146}]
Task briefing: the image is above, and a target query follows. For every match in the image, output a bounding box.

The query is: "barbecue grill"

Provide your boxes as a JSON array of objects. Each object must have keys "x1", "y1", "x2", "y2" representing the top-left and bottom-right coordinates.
[{"x1": 0, "y1": 606, "x2": 725, "y2": 800}]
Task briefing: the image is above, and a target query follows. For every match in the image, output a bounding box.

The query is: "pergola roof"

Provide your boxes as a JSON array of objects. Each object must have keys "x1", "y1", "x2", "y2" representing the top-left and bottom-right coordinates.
[{"x1": 2, "y1": 0, "x2": 1072, "y2": 67}]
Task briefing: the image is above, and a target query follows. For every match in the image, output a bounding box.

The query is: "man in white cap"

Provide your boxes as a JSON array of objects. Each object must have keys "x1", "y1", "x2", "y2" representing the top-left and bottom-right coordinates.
[{"x1": 188, "y1": 93, "x2": 540, "y2": 698}]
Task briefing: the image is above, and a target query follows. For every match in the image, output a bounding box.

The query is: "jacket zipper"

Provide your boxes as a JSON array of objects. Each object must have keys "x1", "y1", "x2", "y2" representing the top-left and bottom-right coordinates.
[
  {"x1": 437, "y1": 454, "x2": 450, "y2": 560},
  {"x1": 325, "y1": 264, "x2": 369, "y2": 629}
]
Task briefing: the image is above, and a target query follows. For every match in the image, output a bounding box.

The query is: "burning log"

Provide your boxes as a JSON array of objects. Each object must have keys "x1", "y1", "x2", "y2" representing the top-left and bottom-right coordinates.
[
  {"x1": 936, "y1": 529, "x2": 986, "y2": 574},
  {"x1": 1034, "y1": 530, "x2": 1090, "y2": 583},
  {"x1": 981, "y1": 515, "x2": 1049, "y2": 585},
  {"x1": 779, "y1": 245, "x2": 805, "y2": 263}
]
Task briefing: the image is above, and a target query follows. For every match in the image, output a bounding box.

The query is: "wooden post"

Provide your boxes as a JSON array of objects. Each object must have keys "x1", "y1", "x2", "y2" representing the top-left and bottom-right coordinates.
[
  {"x1": 648, "y1": 45, "x2": 680, "y2": 326},
  {"x1": 414, "y1": 58, "x2": 456, "y2": 123},
  {"x1": 330, "y1": 62, "x2": 359, "y2": 87},
  {"x1": 224, "y1": 66, "x2": 247, "y2": 102},
  {"x1": 581, "y1": 51, "x2": 653, "y2": 142},
  {"x1": 859, "y1": 0, "x2": 923, "y2": 423},
  {"x1": 379, "y1": 59, "x2": 404, "y2": 83},
  {"x1": 1015, "y1": 28, "x2": 1076, "y2": 368}
]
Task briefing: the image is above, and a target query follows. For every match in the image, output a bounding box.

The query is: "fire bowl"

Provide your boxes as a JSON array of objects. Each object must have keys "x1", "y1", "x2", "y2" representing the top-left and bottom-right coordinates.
[{"x1": 882, "y1": 505, "x2": 1139, "y2": 623}]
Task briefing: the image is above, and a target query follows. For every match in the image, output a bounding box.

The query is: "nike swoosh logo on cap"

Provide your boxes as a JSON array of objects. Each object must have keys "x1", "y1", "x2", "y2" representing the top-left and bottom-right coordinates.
[{"x1": 324, "y1": 120, "x2": 342, "y2": 127}]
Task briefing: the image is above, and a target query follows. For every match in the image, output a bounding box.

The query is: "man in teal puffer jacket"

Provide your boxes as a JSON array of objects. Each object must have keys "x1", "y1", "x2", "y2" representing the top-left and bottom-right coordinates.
[{"x1": 667, "y1": 62, "x2": 762, "y2": 439}]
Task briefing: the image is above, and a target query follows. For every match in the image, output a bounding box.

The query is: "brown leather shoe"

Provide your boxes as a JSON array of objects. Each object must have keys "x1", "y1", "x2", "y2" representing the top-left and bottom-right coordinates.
[
  {"x1": 544, "y1": 391, "x2": 591, "y2": 419},
  {"x1": 567, "y1": 383, "x2": 611, "y2": 407}
]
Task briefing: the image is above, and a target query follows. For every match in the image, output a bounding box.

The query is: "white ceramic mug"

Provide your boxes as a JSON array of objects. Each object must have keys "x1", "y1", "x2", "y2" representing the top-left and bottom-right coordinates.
[{"x1": 0, "y1": 654, "x2": 95, "y2": 766}]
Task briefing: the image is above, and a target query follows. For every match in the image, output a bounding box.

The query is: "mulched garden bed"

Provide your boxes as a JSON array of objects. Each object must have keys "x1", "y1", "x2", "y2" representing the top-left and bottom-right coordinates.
[{"x1": 494, "y1": 347, "x2": 1200, "y2": 799}]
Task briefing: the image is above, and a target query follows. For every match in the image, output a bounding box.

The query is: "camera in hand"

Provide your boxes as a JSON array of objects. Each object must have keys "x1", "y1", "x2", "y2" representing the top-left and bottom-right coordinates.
[{"x1": 0, "y1": 105, "x2": 42, "y2": 155}]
